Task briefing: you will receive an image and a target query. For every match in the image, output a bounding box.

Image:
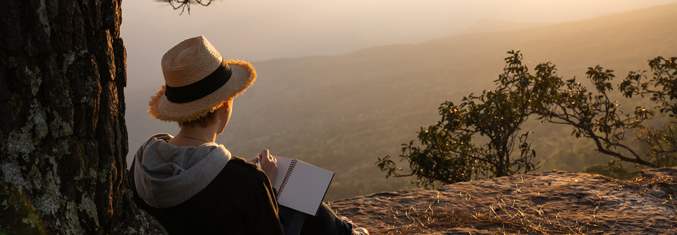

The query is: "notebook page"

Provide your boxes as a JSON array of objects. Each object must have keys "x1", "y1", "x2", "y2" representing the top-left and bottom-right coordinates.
[{"x1": 273, "y1": 157, "x2": 334, "y2": 215}]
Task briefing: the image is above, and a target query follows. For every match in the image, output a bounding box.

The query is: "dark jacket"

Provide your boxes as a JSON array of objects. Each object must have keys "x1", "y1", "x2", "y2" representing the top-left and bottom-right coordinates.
[{"x1": 131, "y1": 134, "x2": 284, "y2": 235}]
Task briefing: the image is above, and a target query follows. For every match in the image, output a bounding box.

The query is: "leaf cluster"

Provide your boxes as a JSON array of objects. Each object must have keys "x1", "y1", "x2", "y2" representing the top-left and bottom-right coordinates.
[{"x1": 621, "y1": 56, "x2": 677, "y2": 117}]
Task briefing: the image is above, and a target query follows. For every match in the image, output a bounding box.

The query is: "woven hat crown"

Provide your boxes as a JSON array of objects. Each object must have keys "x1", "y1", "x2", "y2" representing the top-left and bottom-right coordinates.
[
  {"x1": 161, "y1": 36, "x2": 223, "y2": 87},
  {"x1": 148, "y1": 35, "x2": 257, "y2": 122}
]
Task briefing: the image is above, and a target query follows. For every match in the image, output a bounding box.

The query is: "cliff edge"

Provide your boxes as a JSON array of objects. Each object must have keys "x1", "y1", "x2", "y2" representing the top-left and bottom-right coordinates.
[{"x1": 331, "y1": 168, "x2": 677, "y2": 234}]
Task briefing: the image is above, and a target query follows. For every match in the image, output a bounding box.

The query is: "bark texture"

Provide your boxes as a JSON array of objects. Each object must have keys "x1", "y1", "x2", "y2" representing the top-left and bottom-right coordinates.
[{"x1": 0, "y1": 0, "x2": 165, "y2": 234}]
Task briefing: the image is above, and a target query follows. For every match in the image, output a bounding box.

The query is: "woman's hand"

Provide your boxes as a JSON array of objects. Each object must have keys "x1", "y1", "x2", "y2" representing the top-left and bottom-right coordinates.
[{"x1": 251, "y1": 149, "x2": 278, "y2": 186}]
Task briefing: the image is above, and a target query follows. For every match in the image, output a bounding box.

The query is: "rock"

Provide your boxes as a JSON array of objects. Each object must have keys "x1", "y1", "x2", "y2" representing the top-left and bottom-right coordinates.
[{"x1": 331, "y1": 167, "x2": 677, "y2": 234}]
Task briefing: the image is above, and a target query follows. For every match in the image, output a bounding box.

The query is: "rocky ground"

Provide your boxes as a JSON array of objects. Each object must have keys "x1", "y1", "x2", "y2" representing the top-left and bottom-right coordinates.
[{"x1": 331, "y1": 167, "x2": 677, "y2": 234}]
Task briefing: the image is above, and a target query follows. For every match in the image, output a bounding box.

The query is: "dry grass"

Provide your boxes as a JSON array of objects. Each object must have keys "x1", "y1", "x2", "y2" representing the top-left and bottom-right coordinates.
[
  {"x1": 371, "y1": 199, "x2": 599, "y2": 235},
  {"x1": 339, "y1": 170, "x2": 677, "y2": 234}
]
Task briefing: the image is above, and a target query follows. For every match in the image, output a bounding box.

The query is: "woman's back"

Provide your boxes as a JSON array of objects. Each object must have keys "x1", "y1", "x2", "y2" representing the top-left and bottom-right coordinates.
[{"x1": 132, "y1": 155, "x2": 284, "y2": 235}]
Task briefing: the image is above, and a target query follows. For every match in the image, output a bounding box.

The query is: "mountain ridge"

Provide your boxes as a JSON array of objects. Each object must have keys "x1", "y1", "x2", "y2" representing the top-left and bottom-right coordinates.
[{"x1": 453, "y1": 19, "x2": 546, "y2": 35}]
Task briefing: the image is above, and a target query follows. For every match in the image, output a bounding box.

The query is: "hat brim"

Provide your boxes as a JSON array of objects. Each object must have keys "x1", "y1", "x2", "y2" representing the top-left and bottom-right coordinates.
[{"x1": 148, "y1": 60, "x2": 256, "y2": 122}]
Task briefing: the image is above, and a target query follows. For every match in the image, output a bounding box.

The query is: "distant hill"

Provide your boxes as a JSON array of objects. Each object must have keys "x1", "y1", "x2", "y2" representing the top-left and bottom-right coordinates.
[
  {"x1": 454, "y1": 19, "x2": 545, "y2": 35},
  {"x1": 125, "y1": 3, "x2": 677, "y2": 200}
]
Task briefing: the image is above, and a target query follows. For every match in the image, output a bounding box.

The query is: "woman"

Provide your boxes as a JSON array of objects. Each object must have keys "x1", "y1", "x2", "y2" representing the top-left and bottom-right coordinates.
[{"x1": 131, "y1": 36, "x2": 368, "y2": 235}]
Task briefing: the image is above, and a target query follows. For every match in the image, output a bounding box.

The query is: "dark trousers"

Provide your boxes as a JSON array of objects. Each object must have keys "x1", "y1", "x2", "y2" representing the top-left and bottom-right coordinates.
[{"x1": 279, "y1": 202, "x2": 357, "y2": 235}]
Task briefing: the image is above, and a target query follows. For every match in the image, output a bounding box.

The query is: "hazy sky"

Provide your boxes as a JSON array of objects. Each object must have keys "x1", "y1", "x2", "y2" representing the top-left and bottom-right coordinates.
[{"x1": 121, "y1": 0, "x2": 677, "y2": 90}]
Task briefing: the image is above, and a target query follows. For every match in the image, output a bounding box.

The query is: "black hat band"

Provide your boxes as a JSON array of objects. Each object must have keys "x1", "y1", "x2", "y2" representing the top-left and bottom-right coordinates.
[{"x1": 165, "y1": 59, "x2": 233, "y2": 103}]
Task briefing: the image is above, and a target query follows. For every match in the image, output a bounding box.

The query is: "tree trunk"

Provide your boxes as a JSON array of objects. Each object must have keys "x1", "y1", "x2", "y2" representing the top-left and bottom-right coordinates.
[{"x1": 0, "y1": 0, "x2": 165, "y2": 234}]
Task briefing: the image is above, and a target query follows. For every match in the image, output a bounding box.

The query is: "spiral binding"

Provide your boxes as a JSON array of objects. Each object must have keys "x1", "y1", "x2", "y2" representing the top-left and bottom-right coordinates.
[{"x1": 277, "y1": 159, "x2": 298, "y2": 198}]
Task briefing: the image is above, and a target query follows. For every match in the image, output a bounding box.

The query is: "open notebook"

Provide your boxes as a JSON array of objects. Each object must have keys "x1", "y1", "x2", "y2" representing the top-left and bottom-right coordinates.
[{"x1": 271, "y1": 156, "x2": 335, "y2": 216}]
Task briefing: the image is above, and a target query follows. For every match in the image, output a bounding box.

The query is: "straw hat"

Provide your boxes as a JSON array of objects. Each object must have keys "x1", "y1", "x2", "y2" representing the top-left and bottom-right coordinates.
[{"x1": 148, "y1": 36, "x2": 256, "y2": 122}]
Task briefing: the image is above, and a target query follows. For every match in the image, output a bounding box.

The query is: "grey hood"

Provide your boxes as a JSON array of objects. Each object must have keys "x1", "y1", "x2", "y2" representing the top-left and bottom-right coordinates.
[{"x1": 134, "y1": 133, "x2": 231, "y2": 208}]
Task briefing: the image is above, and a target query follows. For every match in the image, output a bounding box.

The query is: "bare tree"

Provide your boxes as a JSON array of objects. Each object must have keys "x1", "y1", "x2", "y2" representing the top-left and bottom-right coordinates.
[{"x1": 157, "y1": 0, "x2": 213, "y2": 15}]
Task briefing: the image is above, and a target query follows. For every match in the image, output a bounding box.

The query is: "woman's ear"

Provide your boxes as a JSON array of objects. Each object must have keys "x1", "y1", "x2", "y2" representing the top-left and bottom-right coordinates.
[
  {"x1": 225, "y1": 99, "x2": 233, "y2": 110},
  {"x1": 215, "y1": 100, "x2": 232, "y2": 134},
  {"x1": 218, "y1": 105, "x2": 228, "y2": 120}
]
